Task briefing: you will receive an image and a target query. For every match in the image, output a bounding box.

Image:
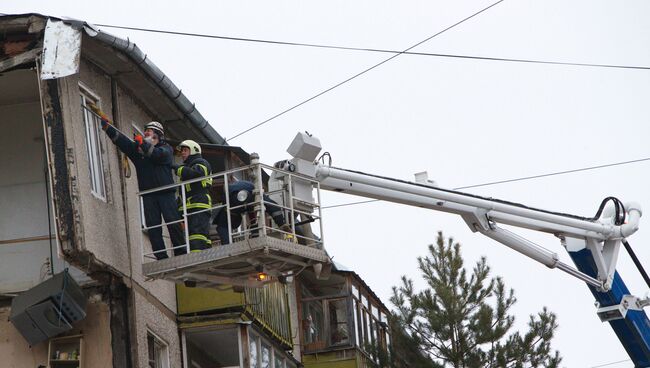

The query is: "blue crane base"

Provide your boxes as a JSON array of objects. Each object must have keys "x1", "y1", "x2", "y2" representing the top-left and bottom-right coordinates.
[{"x1": 569, "y1": 248, "x2": 650, "y2": 368}]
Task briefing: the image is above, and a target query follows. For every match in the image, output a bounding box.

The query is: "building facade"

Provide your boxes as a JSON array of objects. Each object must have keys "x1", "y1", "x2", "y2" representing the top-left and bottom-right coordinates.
[{"x1": 0, "y1": 13, "x2": 390, "y2": 368}]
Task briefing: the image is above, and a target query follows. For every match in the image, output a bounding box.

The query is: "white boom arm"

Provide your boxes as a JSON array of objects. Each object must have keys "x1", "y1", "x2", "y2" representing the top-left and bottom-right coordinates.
[{"x1": 282, "y1": 132, "x2": 642, "y2": 292}]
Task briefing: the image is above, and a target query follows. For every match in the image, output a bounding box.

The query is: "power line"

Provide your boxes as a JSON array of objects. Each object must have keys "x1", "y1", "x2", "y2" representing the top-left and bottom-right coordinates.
[
  {"x1": 224, "y1": 0, "x2": 505, "y2": 141},
  {"x1": 321, "y1": 157, "x2": 650, "y2": 209},
  {"x1": 94, "y1": 25, "x2": 650, "y2": 71},
  {"x1": 454, "y1": 157, "x2": 650, "y2": 190},
  {"x1": 590, "y1": 358, "x2": 631, "y2": 368}
]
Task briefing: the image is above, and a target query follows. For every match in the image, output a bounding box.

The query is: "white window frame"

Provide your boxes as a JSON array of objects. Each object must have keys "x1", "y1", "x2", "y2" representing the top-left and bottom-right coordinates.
[
  {"x1": 79, "y1": 83, "x2": 107, "y2": 201},
  {"x1": 147, "y1": 329, "x2": 170, "y2": 368},
  {"x1": 249, "y1": 330, "x2": 293, "y2": 368}
]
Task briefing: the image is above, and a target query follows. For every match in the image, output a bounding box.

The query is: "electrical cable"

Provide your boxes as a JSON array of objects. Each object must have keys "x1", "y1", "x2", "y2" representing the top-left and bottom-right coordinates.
[
  {"x1": 57, "y1": 268, "x2": 69, "y2": 327},
  {"x1": 454, "y1": 157, "x2": 650, "y2": 190},
  {"x1": 94, "y1": 24, "x2": 650, "y2": 71},
  {"x1": 592, "y1": 197, "x2": 626, "y2": 225},
  {"x1": 44, "y1": 154, "x2": 55, "y2": 277},
  {"x1": 623, "y1": 240, "x2": 650, "y2": 289},
  {"x1": 590, "y1": 358, "x2": 631, "y2": 368},
  {"x1": 322, "y1": 156, "x2": 650, "y2": 209},
  {"x1": 224, "y1": 0, "x2": 505, "y2": 141}
]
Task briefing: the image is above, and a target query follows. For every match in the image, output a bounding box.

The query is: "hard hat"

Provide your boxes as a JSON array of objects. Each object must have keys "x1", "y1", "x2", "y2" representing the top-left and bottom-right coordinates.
[
  {"x1": 144, "y1": 121, "x2": 164, "y2": 137},
  {"x1": 178, "y1": 139, "x2": 201, "y2": 155}
]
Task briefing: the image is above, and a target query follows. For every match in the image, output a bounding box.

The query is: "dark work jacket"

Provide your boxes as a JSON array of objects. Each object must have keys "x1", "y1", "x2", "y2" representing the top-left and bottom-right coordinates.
[
  {"x1": 104, "y1": 125, "x2": 175, "y2": 193},
  {"x1": 227, "y1": 180, "x2": 285, "y2": 226},
  {"x1": 177, "y1": 154, "x2": 212, "y2": 196}
]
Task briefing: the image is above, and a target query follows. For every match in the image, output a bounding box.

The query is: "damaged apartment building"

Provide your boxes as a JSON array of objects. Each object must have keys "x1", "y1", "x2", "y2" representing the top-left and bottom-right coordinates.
[{"x1": 0, "y1": 13, "x2": 391, "y2": 368}]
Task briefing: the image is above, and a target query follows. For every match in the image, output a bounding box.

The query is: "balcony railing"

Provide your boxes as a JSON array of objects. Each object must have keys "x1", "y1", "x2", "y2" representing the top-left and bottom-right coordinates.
[{"x1": 137, "y1": 155, "x2": 330, "y2": 287}]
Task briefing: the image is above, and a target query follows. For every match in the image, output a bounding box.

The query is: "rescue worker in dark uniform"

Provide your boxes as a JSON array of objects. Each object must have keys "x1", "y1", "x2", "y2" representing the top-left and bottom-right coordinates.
[
  {"x1": 213, "y1": 180, "x2": 290, "y2": 245},
  {"x1": 173, "y1": 140, "x2": 213, "y2": 252},
  {"x1": 100, "y1": 119, "x2": 184, "y2": 260}
]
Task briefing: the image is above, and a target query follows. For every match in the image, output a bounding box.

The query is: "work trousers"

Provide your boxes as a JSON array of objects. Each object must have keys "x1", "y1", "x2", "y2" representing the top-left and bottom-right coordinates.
[
  {"x1": 142, "y1": 191, "x2": 185, "y2": 260},
  {"x1": 179, "y1": 192, "x2": 212, "y2": 252},
  {"x1": 186, "y1": 210, "x2": 212, "y2": 251},
  {"x1": 215, "y1": 207, "x2": 286, "y2": 245}
]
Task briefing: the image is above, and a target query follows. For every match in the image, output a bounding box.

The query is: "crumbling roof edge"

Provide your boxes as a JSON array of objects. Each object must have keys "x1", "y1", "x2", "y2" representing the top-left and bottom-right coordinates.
[{"x1": 1, "y1": 13, "x2": 226, "y2": 145}]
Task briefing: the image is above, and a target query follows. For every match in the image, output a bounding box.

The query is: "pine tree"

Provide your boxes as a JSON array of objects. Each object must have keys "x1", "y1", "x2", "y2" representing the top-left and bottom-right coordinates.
[{"x1": 389, "y1": 232, "x2": 562, "y2": 368}]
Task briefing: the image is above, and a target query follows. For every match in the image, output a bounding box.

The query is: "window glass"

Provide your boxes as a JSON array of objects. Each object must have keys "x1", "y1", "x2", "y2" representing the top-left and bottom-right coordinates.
[
  {"x1": 361, "y1": 293, "x2": 369, "y2": 309},
  {"x1": 184, "y1": 327, "x2": 240, "y2": 367},
  {"x1": 353, "y1": 299, "x2": 362, "y2": 347},
  {"x1": 147, "y1": 332, "x2": 169, "y2": 368},
  {"x1": 302, "y1": 300, "x2": 324, "y2": 347},
  {"x1": 81, "y1": 93, "x2": 106, "y2": 199},
  {"x1": 372, "y1": 304, "x2": 380, "y2": 319},
  {"x1": 250, "y1": 337, "x2": 259, "y2": 368},
  {"x1": 370, "y1": 319, "x2": 377, "y2": 347},
  {"x1": 363, "y1": 310, "x2": 370, "y2": 349},
  {"x1": 351, "y1": 284, "x2": 359, "y2": 298},
  {"x1": 380, "y1": 312, "x2": 387, "y2": 324},
  {"x1": 261, "y1": 344, "x2": 271, "y2": 368},
  {"x1": 274, "y1": 351, "x2": 284, "y2": 368},
  {"x1": 328, "y1": 299, "x2": 349, "y2": 345}
]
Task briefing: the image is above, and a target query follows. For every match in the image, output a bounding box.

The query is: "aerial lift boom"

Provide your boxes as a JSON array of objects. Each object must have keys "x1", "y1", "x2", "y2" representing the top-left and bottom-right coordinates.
[{"x1": 277, "y1": 132, "x2": 650, "y2": 367}]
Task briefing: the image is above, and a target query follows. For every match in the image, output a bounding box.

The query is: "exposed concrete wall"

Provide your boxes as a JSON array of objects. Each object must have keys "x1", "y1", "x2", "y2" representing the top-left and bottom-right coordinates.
[
  {"x1": 0, "y1": 297, "x2": 112, "y2": 368},
  {"x1": 133, "y1": 290, "x2": 182, "y2": 368},
  {"x1": 58, "y1": 60, "x2": 130, "y2": 275},
  {"x1": 53, "y1": 58, "x2": 177, "y2": 311},
  {"x1": 0, "y1": 307, "x2": 49, "y2": 367}
]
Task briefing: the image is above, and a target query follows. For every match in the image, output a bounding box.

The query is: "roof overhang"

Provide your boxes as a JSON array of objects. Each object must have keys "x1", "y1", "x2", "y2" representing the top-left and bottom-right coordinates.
[{"x1": 0, "y1": 13, "x2": 226, "y2": 144}]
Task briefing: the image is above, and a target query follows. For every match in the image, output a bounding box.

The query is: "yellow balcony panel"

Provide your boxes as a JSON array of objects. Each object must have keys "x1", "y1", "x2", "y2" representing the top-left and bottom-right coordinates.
[{"x1": 177, "y1": 284, "x2": 246, "y2": 315}]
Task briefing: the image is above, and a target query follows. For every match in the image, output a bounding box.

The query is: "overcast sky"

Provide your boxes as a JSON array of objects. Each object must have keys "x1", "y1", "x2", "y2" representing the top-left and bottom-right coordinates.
[{"x1": 6, "y1": 1, "x2": 650, "y2": 366}]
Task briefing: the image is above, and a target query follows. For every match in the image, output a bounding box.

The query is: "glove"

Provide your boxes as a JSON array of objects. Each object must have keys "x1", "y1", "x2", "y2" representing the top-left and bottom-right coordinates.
[
  {"x1": 100, "y1": 119, "x2": 109, "y2": 131},
  {"x1": 134, "y1": 134, "x2": 144, "y2": 146}
]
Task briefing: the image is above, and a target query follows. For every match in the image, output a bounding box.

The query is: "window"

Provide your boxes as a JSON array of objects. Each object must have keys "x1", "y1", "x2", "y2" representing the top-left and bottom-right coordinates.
[
  {"x1": 302, "y1": 300, "x2": 325, "y2": 347},
  {"x1": 80, "y1": 89, "x2": 106, "y2": 200},
  {"x1": 261, "y1": 343, "x2": 271, "y2": 368},
  {"x1": 250, "y1": 337, "x2": 259, "y2": 368},
  {"x1": 328, "y1": 299, "x2": 349, "y2": 346},
  {"x1": 249, "y1": 331, "x2": 293, "y2": 368},
  {"x1": 274, "y1": 351, "x2": 285, "y2": 368},
  {"x1": 147, "y1": 332, "x2": 169, "y2": 368},
  {"x1": 353, "y1": 299, "x2": 362, "y2": 346},
  {"x1": 184, "y1": 327, "x2": 240, "y2": 367}
]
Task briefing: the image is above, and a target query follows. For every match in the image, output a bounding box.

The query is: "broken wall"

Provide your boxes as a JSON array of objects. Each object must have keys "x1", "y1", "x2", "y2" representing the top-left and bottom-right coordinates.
[{"x1": 53, "y1": 57, "x2": 177, "y2": 311}]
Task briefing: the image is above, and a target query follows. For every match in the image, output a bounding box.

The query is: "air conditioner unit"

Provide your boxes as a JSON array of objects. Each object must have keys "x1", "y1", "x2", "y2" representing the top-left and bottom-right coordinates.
[{"x1": 9, "y1": 271, "x2": 87, "y2": 345}]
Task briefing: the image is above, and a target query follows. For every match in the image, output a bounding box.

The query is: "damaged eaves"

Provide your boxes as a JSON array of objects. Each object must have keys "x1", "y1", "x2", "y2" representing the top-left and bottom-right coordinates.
[
  {"x1": 77, "y1": 18, "x2": 226, "y2": 144},
  {"x1": 0, "y1": 13, "x2": 226, "y2": 145}
]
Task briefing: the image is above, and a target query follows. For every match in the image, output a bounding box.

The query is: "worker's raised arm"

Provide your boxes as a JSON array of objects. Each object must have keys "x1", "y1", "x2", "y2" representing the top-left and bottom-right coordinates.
[
  {"x1": 101, "y1": 121, "x2": 140, "y2": 160},
  {"x1": 140, "y1": 140, "x2": 173, "y2": 165}
]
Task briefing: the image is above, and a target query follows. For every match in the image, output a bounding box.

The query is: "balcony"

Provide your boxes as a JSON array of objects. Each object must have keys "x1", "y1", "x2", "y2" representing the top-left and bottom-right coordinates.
[{"x1": 140, "y1": 159, "x2": 331, "y2": 288}]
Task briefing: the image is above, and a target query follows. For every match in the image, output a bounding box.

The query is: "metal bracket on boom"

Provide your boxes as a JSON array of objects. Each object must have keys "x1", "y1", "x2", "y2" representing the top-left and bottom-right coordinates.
[
  {"x1": 461, "y1": 208, "x2": 492, "y2": 232},
  {"x1": 562, "y1": 236, "x2": 620, "y2": 291},
  {"x1": 596, "y1": 295, "x2": 650, "y2": 322}
]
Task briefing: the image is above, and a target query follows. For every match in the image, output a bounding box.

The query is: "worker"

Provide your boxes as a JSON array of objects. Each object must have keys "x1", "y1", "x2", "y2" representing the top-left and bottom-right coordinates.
[
  {"x1": 99, "y1": 117, "x2": 184, "y2": 260},
  {"x1": 213, "y1": 180, "x2": 291, "y2": 245},
  {"x1": 173, "y1": 140, "x2": 213, "y2": 252}
]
